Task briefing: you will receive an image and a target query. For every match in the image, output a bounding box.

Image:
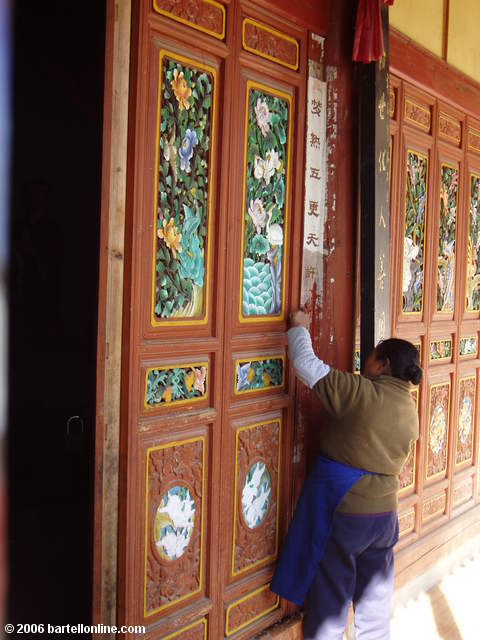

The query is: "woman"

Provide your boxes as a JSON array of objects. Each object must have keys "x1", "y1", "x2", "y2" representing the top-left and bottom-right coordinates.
[{"x1": 271, "y1": 310, "x2": 422, "y2": 640}]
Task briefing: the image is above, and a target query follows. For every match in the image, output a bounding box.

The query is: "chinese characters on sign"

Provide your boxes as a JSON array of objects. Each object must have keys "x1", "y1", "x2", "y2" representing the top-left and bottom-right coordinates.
[{"x1": 301, "y1": 53, "x2": 327, "y2": 307}]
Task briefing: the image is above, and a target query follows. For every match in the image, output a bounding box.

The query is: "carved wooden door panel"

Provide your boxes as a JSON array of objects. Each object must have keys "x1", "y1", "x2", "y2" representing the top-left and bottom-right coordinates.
[
  {"x1": 389, "y1": 75, "x2": 480, "y2": 549},
  {"x1": 118, "y1": 1, "x2": 307, "y2": 638}
]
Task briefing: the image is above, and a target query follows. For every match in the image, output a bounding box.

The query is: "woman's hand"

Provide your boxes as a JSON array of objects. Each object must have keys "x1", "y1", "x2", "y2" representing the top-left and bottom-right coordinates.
[{"x1": 289, "y1": 308, "x2": 309, "y2": 329}]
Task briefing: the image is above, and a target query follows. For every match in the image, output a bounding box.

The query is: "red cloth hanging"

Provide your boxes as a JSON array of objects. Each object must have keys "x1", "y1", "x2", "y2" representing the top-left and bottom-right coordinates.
[{"x1": 353, "y1": 0, "x2": 395, "y2": 63}]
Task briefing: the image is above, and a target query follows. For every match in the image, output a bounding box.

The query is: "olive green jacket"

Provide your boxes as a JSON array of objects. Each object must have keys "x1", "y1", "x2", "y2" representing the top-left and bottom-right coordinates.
[{"x1": 315, "y1": 370, "x2": 419, "y2": 513}]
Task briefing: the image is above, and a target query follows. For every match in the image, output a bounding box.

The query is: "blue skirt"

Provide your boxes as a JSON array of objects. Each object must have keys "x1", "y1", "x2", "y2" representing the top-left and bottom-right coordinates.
[{"x1": 270, "y1": 455, "x2": 370, "y2": 605}]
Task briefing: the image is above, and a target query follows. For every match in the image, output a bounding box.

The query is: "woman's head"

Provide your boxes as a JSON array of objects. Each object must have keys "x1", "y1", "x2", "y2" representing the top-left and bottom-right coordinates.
[{"x1": 364, "y1": 338, "x2": 423, "y2": 385}]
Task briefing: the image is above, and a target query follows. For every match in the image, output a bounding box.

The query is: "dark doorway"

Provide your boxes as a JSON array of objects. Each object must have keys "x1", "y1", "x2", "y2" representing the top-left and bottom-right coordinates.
[{"x1": 8, "y1": 1, "x2": 106, "y2": 628}]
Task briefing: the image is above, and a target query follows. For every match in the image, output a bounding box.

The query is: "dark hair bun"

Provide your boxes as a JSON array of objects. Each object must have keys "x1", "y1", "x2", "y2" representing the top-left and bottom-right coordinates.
[{"x1": 407, "y1": 363, "x2": 423, "y2": 385}]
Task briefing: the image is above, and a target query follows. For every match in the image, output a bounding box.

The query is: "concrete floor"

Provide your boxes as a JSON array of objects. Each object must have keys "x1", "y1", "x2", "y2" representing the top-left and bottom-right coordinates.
[{"x1": 390, "y1": 552, "x2": 480, "y2": 640}]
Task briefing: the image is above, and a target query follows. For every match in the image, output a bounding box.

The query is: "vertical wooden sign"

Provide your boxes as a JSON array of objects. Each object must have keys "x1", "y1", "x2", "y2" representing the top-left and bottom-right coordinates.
[{"x1": 359, "y1": 5, "x2": 390, "y2": 368}]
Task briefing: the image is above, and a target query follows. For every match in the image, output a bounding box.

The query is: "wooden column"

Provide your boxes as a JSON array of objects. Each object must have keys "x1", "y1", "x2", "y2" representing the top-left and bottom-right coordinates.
[{"x1": 359, "y1": 4, "x2": 390, "y2": 368}]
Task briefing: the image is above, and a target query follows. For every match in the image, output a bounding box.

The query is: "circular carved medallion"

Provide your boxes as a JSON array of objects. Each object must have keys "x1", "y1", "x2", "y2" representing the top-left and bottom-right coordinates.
[
  {"x1": 154, "y1": 485, "x2": 195, "y2": 561},
  {"x1": 430, "y1": 404, "x2": 446, "y2": 456},
  {"x1": 241, "y1": 461, "x2": 271, "y2": 529},
  {"x1": 459, "y1": 396, "x2": 473, "y2": 444}
]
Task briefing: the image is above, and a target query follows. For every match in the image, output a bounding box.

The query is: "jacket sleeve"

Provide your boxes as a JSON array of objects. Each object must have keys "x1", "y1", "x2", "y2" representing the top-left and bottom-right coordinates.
[
  {"x1": 314, "y1": 369, "x2": 372, "y2": 417},
  {"x1": 287, "y1": 327, "x2": 330, "y2": 388}
]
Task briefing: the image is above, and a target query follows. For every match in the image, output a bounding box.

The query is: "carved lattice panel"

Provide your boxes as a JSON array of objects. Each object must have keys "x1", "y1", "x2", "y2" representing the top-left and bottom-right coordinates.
[
  {"x1": 426, "y1": 382, "x2": 450, "y2": 481},
  {"x1": 145, "y1": 436, "x2": 205, "y2": 617},
  {"x1": 455, "y1": 376, "x2": 476, "y2": 467},
  {"x1": 232, "y1": 418, "x2": 281, "y2": 576}
]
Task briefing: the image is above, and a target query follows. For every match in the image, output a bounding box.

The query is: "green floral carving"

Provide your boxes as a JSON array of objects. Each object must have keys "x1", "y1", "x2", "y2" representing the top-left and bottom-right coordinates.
[
  {"x1": 236, "y1": 358, "x2": 283, "y2": 393},
  {"x1": 146, "y1": 365, "x2": 207, "y2": 407},
  {"x1": 242, "y1": 89, "x2": 289, "y2": 317},
  {"x1": 155, "y1": 56, "x2": 213, "y2": 319},
  {"x1": 460, "y1": 337, "x2": 478, "y2": 357},
  {"x1": 466, "y1": 174, "x2": 480, "y2": 310},
  {"x1": 353, "y1": 350, "x2": 361, "y2": 373},
  {"x1": 437, "y1": 165, "x2": 458, "y2": 311},
  {"x1": 430, "y1": 340, "x2": 451, "y2": 361},
  {"x1": 403, "y1": 151, "x2": 428, "y2": 313}
]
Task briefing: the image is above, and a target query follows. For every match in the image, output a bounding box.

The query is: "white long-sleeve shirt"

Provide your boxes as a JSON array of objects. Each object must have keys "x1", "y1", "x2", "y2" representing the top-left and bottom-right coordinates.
[{"x1": 287, "y1": 326, "x2": 330, "y2": 388}]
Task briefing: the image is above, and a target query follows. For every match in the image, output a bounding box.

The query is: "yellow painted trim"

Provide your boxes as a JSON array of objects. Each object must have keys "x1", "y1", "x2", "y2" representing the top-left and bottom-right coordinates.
[
  {"x1": 436, "y1": 162, "x2": 459, "y2": 314},
  {"x1": 144, "y1": 435, "x2": 205, "y2": 617},
  {"x1": 425, "y1": 381, "x2": 451, "y2": 482},
  {"x1": 404, "y1": 98, "x2": 431, "y2": 132},
  {"x1": 161, "y1": 617, "x2": 207, "y2": 640},
  {"x1": 225, "y1": 584, "x2": 279, "y2": 636},
  {"x1": 144, "y1": 361, "x2": 209, "y2": 410},
  {"x1": 459, "y1": 335, "x2": 478, "y2": 358},
  {"x1": 151, "y1": 50, "x2": 217, "y2": 327},
  {"x1": 233, "y1": 355, "x2": 285, "y2": 396},
  {"x1": 401, "y1": 148, "x2": 429, "y2": 316},
  {"x1": 455, "y1": 374, "x2": 476, "y2": 467},
  {"x1": 153, "y1": 0, "x2": 225, "y2": 40},
  {"x1": 465, "y1": 172, "x2": 480, "y2": 312},
  {"x1": 242, "y1": 18, "x2": 299, "y2": 71},
  {"x1": 231, "y1": 418, "x2": 282, "y2": 577},
  {"x1": 239, "y1": 81, "x2": 292, "y2": 324}
]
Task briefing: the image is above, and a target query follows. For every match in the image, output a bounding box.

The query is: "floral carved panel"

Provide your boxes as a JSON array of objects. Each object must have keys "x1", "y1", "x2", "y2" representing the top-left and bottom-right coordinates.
[
  {"x1": 465, "y1": 173, "x2": 480, "y2": 310},
  {"x1": 163, "y1": 618, "x2": 207, "y2": 640},
  {"x1": 468, "y1": 127, "x2": 480, "y2": 154},
  {"x1": 145, "y1": 363, "x2": 208, "y2": 409},
  {"x1": 234, "y1": 356, "x2": 284, "y2": 394},
  {"x1": 225, "y1": 585, "x2": 279, "y2": 637},
  {"x1": 404, "y1": 98, "x2": 431, "y2": 132},
  {"x1": 426, "y1": 383, "x2": 450, "y2": 480},
  {"x1": 232, "y1": 419, "x2": 281, "y2": 576},
  {"x1": 398, "y1": 508, "x2": 415, "y2": 538},
  {"x1": 153, "y1": 0, "x2": 225, "y2": 40},
  {"x1": 389, "y1": 85, "x2": 396, "y2": 119},
  {"x1": 145, "y1": 437, "x2": 205, "y2": 617},
  {"x1": 459, "y1": 336, "x2": 478, "y2": 358},
  {"x1": 438, "y1": 113, "x2": 461, "y2": 146},
  {"x1": 430, "y1": 338, "x2": 452, "y2": 362},
  {"x1": 453, "y1": 477, "x2": 473, "y2": 508},
  {"x1": 153, "y1": 51, "x2": 216, "y2": 324},
  {"x1": 240, "y1": 83, "x2": 291, "y2": 321},
  {"x1": 242, "y1": 18, "x2": 299, "y2": 70},
  {"x1": 436, "y1": 165, "x2": 458, "y2": 312},
  {"x1": 422, "y1": 491, "x2": 446, "y2": 522},
  {"x1": 456, "y1": 376, "x2": 476, "y2": 466},
  {"x1": 402, "y1": 150, "x2": 428, "y2": 313},
  {"x1": 399, "y1": 390, "x2": 418, "y2": 492}
]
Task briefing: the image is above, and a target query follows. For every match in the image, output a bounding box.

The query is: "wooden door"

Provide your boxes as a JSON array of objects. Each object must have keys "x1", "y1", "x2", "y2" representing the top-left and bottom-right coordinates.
[
  {"x1": 388, "y1": 73, "x2": 480, "y2": 552},
  {"x1": 118, "y1": 1, "x2": 307, "y2": 637}
]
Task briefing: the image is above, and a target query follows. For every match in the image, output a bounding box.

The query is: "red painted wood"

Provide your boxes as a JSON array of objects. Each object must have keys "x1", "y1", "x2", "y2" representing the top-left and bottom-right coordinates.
[
  {"x1": 252, "y1": 0, "x2": 330, "y2": 34},
  {"x1": 390, "y1": 28, "x2": 480, "y2": 119}
]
